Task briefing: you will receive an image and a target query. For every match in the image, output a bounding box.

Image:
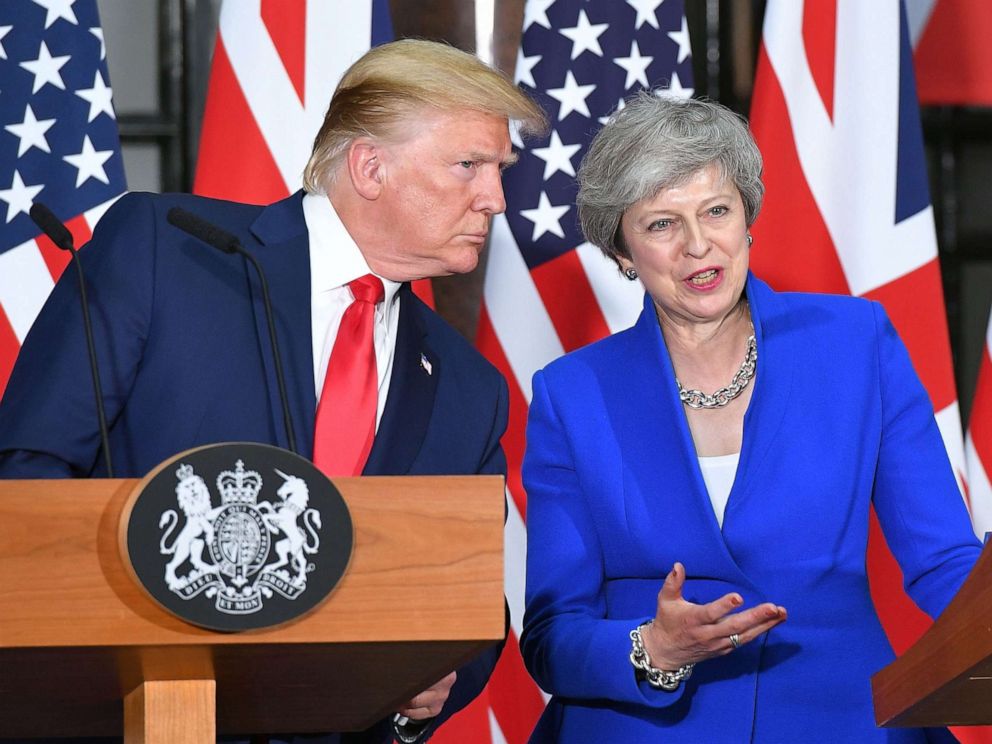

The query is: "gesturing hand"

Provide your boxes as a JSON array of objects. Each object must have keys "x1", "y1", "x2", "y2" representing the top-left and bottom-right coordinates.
[
  {"x1": 640, "y1": 562, "x2": 786, "y2": 670},
  {"x1": 396, "y1": 671, "x2": 457, "y2": 721}
]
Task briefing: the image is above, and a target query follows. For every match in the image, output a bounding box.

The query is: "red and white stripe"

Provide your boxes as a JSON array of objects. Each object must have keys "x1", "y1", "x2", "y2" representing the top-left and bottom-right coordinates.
[
  {"x1": 966, "y1": 313, "x2": 992, "y2": 538},
  {"x1": 0, "y1": 195, "x2": 118, "y2": 392},
  {"x1": 474, "y1": 183, "x2": 645, "y2": 744}
]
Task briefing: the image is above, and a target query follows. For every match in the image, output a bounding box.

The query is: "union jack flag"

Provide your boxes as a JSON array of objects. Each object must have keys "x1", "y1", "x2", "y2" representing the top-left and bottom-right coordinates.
[
  {"x1": 473, "y1": 1, "x2": 692, "y2": 741},
  {"x1": 0, "y1": 0, "x2": 125, "y2": 396},
  {"x1": 750, "y1": 3, "x2": 991, "y2": 740}
]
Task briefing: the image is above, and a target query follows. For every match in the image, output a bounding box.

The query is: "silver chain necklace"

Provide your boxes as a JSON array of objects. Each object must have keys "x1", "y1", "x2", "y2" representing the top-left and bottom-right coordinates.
[{"x1": 676, "y1": 329, "x2": 757, "y2": 410}]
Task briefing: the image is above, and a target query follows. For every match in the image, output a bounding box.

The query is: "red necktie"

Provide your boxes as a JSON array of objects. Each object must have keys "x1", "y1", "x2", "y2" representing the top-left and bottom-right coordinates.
[{"x1": 313, "y1": 274, "x2": 384, "y2": 476}]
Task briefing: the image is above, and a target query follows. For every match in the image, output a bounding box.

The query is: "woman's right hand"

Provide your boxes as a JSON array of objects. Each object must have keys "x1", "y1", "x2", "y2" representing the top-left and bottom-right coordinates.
[{"x1": 640, "y1": 562, "x2": 787, "y2": 670}]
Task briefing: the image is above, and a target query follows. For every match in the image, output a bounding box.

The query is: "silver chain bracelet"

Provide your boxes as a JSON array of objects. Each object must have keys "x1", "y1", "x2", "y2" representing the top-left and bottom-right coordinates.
[{"x1": 629, "y1": 622, "x2": 694, "y2": 691}]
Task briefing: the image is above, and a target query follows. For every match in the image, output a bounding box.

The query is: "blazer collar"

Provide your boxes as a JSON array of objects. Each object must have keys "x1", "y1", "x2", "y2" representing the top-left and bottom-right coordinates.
[
  {"x1": 245, "y1": 191, "x2": 317, "y2": 457},
  {"x1": 618, "y1": 272, "x2": 794, "y2": 584}
]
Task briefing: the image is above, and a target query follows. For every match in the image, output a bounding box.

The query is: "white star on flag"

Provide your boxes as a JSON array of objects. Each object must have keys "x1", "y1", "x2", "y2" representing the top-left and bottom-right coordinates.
[
  {"x1": 516, "y1": 49, "x2": 541, "y2": 88},
  {"x1": 657, "y1": 71, "x2": 694, "y2": 100},
  {"x1": 34, "y1": 0, "x2": 80, "y2": 28},
  {"x1": 560, "y1": 10, "x2": 609, "y2": 59},
  {"x1": 626, "y1": 0, "x2": 664, "y2": 30},
  {"x1": 668, "y1": 15, "x2": 691, "y2": 64},
  {"x1": 75, "y1": 70, "x2": 115, "y2": 122},
  {"x1": 524, "y1": 0, "x2": 556, "y2": 31},
  {"x1": 531, "y1": 130, "x2": 582, "y2": 179},
  {"x1": 547, "y1": 70, "x2": 597, "y2": 120},
  {"x1": 20, "y1": 41, "x2": 71, "y2": 93},
  {"x1": 614, "y1": 40, "x2": 653, "y2": 89},
  {"x1": 0, "y1": 171, "x2": 45, "y2": 224},
  {"x1": 520, "y1": 191, "x2": 571, "y2": 240},
  {"x1": 0, "y1": 26, "x2": 12, "y2": 60},
  {"x1": 89, "y1": 26, "x2": 105, "y2": 59},
  {"x1": 63, "y1": 135, "x2": 113, "y2": 186},
  {"x1": 598, "y1": 97, "x2": 626, "y2": 126},
  {"x1": 5, "y1": 105, "x2": 56, "y2": 156}
]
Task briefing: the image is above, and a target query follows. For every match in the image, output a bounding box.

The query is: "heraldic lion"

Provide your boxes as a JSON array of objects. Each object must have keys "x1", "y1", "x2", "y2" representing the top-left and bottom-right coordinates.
[{"x1": 159, "y1": 463, "x2": 220, "y2": 588}]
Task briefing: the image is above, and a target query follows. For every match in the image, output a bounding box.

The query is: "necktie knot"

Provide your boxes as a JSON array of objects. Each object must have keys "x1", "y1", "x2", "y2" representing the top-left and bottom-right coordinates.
[{"x1": 350, "y1": 274, "x2": 384, "y2": 305}]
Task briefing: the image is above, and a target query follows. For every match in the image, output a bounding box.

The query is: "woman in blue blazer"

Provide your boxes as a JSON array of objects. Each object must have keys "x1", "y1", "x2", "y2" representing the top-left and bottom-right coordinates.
[{"x1": 520, "y1": 94, "x2": 981, "y2": 743}]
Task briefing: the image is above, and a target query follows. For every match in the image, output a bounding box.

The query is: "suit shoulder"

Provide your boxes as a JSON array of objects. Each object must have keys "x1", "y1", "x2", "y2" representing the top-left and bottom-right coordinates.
[{"x1": 94, "y1": 192, "x2": 265, "y2": 240}]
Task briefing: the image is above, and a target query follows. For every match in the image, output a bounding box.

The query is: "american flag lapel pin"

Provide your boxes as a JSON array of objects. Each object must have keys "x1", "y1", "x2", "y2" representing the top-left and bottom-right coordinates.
[{"x1": 420, "y1": 352, "x2": 433, "y2": 376}]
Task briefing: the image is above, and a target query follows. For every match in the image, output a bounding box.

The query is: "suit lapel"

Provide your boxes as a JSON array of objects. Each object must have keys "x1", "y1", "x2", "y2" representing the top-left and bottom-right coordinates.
[
  {"x1": 725, "y1": 274, "x2": 795, "y2": 519},
  {"x1": 363, "y1": 286, "x2": 438, "y2": 475},
  {"x1": 612, "y1": 293, "x2": 758, "y2": 585},
  {"x1": 245, "y1": 191, "x2": 317, "y2": 458}
]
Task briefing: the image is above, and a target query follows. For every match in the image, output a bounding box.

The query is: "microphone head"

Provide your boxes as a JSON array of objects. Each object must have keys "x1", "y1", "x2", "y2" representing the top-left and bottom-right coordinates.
[
  {"x1": 29, "y1": 202, "x2": 74, "y2": 251},
  {"x1": 167, "y1": 206, "x2": 241, "y2": 254}
]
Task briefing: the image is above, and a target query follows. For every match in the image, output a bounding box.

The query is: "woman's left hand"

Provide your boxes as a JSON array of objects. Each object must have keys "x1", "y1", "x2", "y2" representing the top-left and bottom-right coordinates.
[{"x1": 641, "y1": 561, "x2": 787, "y2": 670}]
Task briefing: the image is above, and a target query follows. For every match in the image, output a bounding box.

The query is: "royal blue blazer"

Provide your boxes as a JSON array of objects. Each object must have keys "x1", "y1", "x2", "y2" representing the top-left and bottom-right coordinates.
[
  {"x1": 0, "y1": 190, "x2": 508, "y2": 744},
  {"x1": 521, "y1": 274, "x2": 980, "y2": 743}
]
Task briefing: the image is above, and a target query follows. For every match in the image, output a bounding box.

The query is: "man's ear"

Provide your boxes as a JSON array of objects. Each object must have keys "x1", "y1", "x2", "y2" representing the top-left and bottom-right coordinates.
[{"x1": 346, "y1": 138, "x2": 384, "y2": 200}]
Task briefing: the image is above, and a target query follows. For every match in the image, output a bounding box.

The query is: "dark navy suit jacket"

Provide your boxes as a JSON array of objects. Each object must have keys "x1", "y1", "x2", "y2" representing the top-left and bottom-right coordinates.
[{"x1": 0, "y1": 190, "x2": 509, "y2": 743}]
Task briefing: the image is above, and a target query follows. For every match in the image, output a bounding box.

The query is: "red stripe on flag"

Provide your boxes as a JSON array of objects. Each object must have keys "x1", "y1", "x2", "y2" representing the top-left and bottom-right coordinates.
[
  {"x1": 411, "y1": 278, "x2": 435, "y2": 309},
  {"x1": 429, "y1": 690, "x2": 494, "y2": 744},
  {"x1": 489, "y1": 629, "x2": 546, "y2": 744},
  {"x1": 193, "y1": 38, "x2": 289, "y2": 204},
  {"x1": 866, "y1": 507, "x2": 931, "y2": 655},
  {"x1": 531, "y1": 249, "x2": 611, "y2": 353},
  {"x1": 0, "y1": 305, "x2": 19, "y2": 397},
  {"x1": 802, "y1": 0, "x2": 837, "y2": 120},
  {"x1": 261, "y1": 0, "x2": 306, "y2": 105},
  {"x1": 969, "y1": 346, "x2": 992, "y2": 460},
  {"x1": 749, "y1": 46, "x2": 849, "y2": 296},
  {"x1": 914, "y1": 0, "x2": 992, "y2": 106},
  {"x1": 477, "y1": 306, "x2": 529, "y2": 519},
  {"x1": 35, "y1": 234, "x2": 71, "y2": 282},
  {"x1": 863, "y1": 259, "x2": 957, "y2": 413}
]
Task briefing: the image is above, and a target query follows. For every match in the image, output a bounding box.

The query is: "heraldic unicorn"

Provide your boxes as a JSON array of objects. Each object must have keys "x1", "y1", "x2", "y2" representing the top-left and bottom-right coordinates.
[{"x1": 158, "y1": 459, "x2": 323, "y2": 614}]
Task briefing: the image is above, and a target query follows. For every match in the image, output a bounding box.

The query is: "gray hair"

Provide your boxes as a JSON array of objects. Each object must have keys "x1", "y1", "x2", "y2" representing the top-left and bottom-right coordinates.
[{"x1": 577, "y1": 92, "x2": 764, "y2": 266}]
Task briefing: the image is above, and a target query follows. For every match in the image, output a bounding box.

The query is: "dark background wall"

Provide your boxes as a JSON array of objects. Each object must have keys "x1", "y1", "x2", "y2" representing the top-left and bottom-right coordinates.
[{"x1": 98, "y1": 0, "x2": 992, "y2": 422}]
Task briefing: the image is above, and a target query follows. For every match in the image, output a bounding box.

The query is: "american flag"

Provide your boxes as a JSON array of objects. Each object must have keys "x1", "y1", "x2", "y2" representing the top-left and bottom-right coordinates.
[
  {"x1": 750, "y1": 3, "x2": 991, "y2": 740},
  {"x1": 0, "y1": 0, "x2": 125, "y2": 396},
  {"x1": 474, "y1": 1, "x2": 692, "y2": 741}
]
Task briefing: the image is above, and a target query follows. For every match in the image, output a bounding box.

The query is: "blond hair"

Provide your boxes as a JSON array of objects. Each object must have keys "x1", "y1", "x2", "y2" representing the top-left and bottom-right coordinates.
[{"x1": 303, "y1": 39, "x2": 546, "y2": 193}]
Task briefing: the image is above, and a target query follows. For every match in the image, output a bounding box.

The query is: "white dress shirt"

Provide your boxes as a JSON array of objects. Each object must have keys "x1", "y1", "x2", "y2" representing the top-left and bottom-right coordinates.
[
  {"x1": 698, "y1": 452, "x2": 740, "y2": 529},
  {"x1": 303, "y1": 192, "x2": 402, "y2": 430}
]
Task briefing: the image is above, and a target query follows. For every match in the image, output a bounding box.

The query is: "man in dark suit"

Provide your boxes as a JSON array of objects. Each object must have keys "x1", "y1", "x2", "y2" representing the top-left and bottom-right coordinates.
[{"x1": 0, "y1": 39, "x2": 545, "y2": 743}]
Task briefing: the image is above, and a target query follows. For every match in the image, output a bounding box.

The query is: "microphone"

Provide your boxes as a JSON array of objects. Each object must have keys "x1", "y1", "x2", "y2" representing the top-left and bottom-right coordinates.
[
  {"x1": 166, "y1": 206, "x2": 298, "y2": 455},
  {"x1": 29, "y1": 202, "x2": 114, "y2": 477}
]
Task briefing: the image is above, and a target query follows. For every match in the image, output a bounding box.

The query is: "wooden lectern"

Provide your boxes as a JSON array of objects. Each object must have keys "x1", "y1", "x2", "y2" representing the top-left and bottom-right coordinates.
[
  {"x1": 0, "y1": 475, "x2": 505, "y2": 742},
  {"x1": 873, "y1": 542, "x2": 992, "y2": 728}
]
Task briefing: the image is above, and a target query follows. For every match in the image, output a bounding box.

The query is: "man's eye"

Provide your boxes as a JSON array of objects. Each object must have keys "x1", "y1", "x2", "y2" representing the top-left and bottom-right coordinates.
[{"x1": 459, "y1": 161, "x2": 475, "y2": 169}]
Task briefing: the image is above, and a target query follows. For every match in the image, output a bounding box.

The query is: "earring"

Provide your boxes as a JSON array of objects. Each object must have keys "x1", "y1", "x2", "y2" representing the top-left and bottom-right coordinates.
[
  {"x1": 624, "y1": 267, "x2": 638, "y2": 281},
  {"x1": 746, "y1": 233, "x2": 753, "y2": 248}
]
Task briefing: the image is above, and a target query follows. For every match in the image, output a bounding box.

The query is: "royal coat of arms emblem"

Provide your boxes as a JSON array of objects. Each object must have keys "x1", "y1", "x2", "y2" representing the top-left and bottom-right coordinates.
[
  {"x1": 159, "y1": 460, "x2": 322, "y2": 614},
  {"x1": 124, "y1": 443, "x2": 353, "y2": 631}
]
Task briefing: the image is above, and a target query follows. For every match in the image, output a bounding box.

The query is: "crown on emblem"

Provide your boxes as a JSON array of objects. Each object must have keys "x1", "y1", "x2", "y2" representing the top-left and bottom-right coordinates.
[{"x1": 216, "y1": 459, "x2": 262, "y2": 505}]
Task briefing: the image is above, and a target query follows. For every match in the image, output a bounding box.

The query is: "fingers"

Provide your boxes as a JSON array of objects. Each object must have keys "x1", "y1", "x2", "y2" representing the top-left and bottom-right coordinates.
[
  {"x1": 657, "y1": 562, "x2": 686, "y2": 604},
  {"x1": 711, "y1": 604, "x2": 788, "y2": 655},
  {"x1": 396, "y1": 671, "x2": 457, "y2": 720}
]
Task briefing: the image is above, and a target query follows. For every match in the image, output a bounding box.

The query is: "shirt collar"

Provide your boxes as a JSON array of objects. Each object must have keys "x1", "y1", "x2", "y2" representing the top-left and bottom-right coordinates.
[{"x1": 303, "y1": 192, "x2": 402, "y2": 305}]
